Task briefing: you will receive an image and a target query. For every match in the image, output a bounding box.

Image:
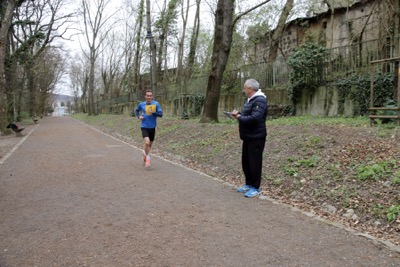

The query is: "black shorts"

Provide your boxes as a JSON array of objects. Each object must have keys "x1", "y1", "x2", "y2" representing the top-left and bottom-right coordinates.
[{"x1": 141, "y1": 128, "x2": 156, "y2": 141}]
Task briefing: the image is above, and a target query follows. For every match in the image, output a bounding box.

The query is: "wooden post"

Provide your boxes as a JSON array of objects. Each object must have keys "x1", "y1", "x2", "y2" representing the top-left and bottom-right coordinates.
[
  {"x1": 398, "y1": 62, "x2": 400, "y2": 126},
  {"x1": 370, "y1": 63, "x2": 375, "y2": 126},
  {"x1": 369, "y1": 57, "x2": 400, "y2": 126}
]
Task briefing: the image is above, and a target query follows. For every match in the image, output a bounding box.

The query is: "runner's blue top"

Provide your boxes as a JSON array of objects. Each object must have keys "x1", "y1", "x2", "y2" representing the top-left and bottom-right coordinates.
[{"x1": 135, "y1": 100, "x2": 163, "y2": 128}]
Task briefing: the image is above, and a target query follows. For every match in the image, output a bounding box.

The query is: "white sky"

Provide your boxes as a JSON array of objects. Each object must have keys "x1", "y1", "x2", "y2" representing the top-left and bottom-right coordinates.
[{"x1": 54, "y1": 0, "x2": 314, "y2": 95}]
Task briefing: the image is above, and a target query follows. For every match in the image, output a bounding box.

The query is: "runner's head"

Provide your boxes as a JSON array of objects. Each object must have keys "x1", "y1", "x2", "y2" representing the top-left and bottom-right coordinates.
[{"x1": 145, "y1": 90, "x2": 153, "y2": 104}]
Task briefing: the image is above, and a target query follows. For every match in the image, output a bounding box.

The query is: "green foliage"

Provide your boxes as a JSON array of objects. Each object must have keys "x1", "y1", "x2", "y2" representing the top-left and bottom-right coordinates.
[
  {"x1": 154, "y1": 0, "x2": 179, "y2": 35},
  {"x1": 268, "y1": 114, "x2": 370, "y2": 127},
  {"x1": 284, "y1": 166, "x2": 298, "y2": 176},
  {"x1": 387, "y1": 205, "x2": 400, "y2": 222},
  {"x1": 246, "y1": 22, "x2": 271, "y2": 44},
  {"x1": 304, "y1": 135, "x2": 323, "y2": 148},
  {"x1": 357, "y1": 164, "x2": 384, "y2": 180},
  {"x1": 296, "y1": 156, "x2": 319, "y2": 168},
  {"x1": 356, "y1": 161, "x2": 393, "y2": 181},
  {"x1": 392, "y1": 171, "x2": 400, "y2": 185},
  {"x1": 172, "y1": 94, "x2": 205, "y2": 117},
  {"x1": 333, "y1": 73, "x2": 394, "y2": 116},
  {"x1": 285, "y1": 156, "x2": 319, "y2": 176},
  {"x1": 287, "y1": 43, "x2": 329, "y2": 104},
  {"x1": 372, "y1": 204, "x2": 385, "y2": 218}
]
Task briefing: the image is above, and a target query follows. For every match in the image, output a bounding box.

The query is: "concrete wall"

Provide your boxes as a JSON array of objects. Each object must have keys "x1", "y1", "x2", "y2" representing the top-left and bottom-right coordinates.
[
  {"x1": 295, "y1": 86, "x2": 355, "y2": 116},
  {"x1": 102, "y1": 86, "x2": 359, "y2": 119}
]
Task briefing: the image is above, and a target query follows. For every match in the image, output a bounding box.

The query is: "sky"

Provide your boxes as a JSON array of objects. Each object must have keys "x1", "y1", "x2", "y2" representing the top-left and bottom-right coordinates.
[
  {"x1": 55, "y1": 0, "x2": 214, "y2": 95},
  {"x1": 54, "y1": 0, "x2": 314, "y2": 96}
]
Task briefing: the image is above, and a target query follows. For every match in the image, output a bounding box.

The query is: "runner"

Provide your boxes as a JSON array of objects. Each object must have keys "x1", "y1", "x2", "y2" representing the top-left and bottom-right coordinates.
[{"x1": 135, "y1": 90, "x2": 163, "y2": 167}]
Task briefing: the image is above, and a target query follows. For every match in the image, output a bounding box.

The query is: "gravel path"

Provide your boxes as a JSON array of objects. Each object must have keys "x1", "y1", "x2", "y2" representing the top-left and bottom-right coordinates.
[{"x1": 0, "y1": 116, "x2": 399, "y2": 266}]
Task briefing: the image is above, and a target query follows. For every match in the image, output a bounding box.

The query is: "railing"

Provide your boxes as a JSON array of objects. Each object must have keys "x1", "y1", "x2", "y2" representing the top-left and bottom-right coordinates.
[
  {"x1": 239, "y1": 36, "x2": 400, "y2": 88},
  {"x1": 96, "y1": 36, "x2": 400, "y2": 114}
]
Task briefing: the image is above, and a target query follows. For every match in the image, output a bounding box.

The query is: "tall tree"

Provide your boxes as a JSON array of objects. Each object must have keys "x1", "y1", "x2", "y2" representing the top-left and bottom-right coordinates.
[
  {"x1": 175, "y1": 0, "x2": 190, "y2": 85},
  {"x1": 0, "y1": 0, "x2": 17, "y2": 134},
  {"x1": 200, "y1": 0, "x2": 272, "y2": 123},
  {"x1": 155, "y1": 0, "x2": 179, "y2": 79},
  {"x1": 35, "y1": 47, "x2": 65, "y2": 116},
  {"x1": 120, "y1": 0, "x2": 145, "y2": 95},
  {"x1": 80, "y1": 0, "x2": 118, "y2": 115},
  {"x1": 12, "y1": 0, "x2": 74, "y2": 117},
  {"x1": 100, "y1": 32, "x2": 124, "y2": 98},
  {"x1": 186, "y1": 0, "x2": 201, "y2": 79},
  {"x1": 267, "y1": 0, "x2": 294, "y2": 61}
]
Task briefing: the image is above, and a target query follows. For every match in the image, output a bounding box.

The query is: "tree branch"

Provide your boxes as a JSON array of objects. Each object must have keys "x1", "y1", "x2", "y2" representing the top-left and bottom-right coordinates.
[{"x1": 233, "y1": 0, "x2": 272, "y2": 27}]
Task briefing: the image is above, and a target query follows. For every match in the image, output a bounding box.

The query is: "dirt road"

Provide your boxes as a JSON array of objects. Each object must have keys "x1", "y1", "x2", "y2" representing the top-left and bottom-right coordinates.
[{"x1": 0, "y1": 116, "x2": 399, "y2": 266}]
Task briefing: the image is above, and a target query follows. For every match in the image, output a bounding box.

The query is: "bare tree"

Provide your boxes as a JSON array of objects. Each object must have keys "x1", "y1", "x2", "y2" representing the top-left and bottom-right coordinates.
[
  {"x1": 69, "y1": 55, "x2": 90, "y2": 113},
  {"x1": 267, "y1": 0, "x2": 294, "y2": 61},
  {"x1": 200, "y1": 0, "x2": 272, "y2": 123},
  {"x1": 100, "y1": 32, "x2": 124, "y2": 98},
  {"x1": 35, "y1": 47, "x2": 66, "y2": 116},
  {"x1": 186, "y1": 0, "x2": 201, "y2": 79},
  {"x1": 69, "y1": 56, "x2": 85, "y2": 113},
  {"x1": 9, "y1": 0, "x2": 75, "y2": 118},
  {"x1": 80, "y1": 0, "x2": 118, "y2": 115},
  {"x1": 175, "y1": 0, "x2": 190, "y2": 85},
  {"x1": 155, "y1": 0, "x2": 179, "y2": 80},
  {"x1": 120, "y1": 0, "x2": 145, "y2": 95}
]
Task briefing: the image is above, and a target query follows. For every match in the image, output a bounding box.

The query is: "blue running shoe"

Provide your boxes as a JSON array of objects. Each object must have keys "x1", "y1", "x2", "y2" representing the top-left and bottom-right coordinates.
[
  {"x1": 237, "y1": 184, "x2": 251, "y2": 193},
  {"x1": 244, "y1": 187, "x2": 260, "y2": 198}
]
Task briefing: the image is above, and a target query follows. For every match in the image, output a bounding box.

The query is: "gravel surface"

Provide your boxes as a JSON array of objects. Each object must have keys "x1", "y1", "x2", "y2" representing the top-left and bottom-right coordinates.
[{"x1": 0, "y1": 116, "x2": 400, "y2": 266}]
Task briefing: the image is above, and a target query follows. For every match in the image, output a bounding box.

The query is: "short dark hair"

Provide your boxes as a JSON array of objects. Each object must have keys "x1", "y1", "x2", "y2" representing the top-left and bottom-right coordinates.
[{"x1": 145, "y1": 89, "x2": 153, "y2": 95}]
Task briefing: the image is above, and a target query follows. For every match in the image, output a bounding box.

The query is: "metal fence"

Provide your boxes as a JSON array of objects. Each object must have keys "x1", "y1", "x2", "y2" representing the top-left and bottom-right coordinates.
[{"x1": 96, "y1": 36, "x2": 400, "y2": 115}]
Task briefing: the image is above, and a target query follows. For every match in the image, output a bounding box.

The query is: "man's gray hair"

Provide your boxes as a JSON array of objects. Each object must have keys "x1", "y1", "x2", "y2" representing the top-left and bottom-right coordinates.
[{"x1": 245, "y1": 79, "x2": 260, "y2": 91}]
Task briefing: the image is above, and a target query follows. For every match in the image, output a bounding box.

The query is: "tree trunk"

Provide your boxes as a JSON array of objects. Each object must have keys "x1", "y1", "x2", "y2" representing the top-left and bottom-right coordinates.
[
  {"x1": 175, "y1": 0, "x2": 189, "y2": 86},
  {"x1": 395, "y1": 0, "x2": 400, "y2": 58},
  {"x1": 186, "y1": 0, "x2": 201, "y2": 79},
  {"x1": 88, "y1": 52, "x2": 96, "y2": 115},
  {"x1": 0, "y1": 0, "x2": 16, "y2": 134},
  {"x1": 200, "y1": 0, "x2": 234, "y2": 123},
  {"x1": 26, "y1": 64, "x2": 37, "y2": 117},
  {"x1": 146, "y1": 0, "x2": 158, "y2": 94},
  {"x1": 156, "y1": 0, "x2": 178, "y2": 76},
  {"x1": 267, "y1": 0, "x2": 294, "y2": 61},
  {"x1": 200, "y1": 0, "x2": 272, "y2": 123},
  {"x1": 133, "y1": 0, "x2": 145, "y2": 93}
]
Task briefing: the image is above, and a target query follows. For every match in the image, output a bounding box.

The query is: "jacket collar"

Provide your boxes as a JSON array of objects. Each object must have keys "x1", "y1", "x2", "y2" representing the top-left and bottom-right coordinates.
[{"x1": 247, "y1": 89, "x2": 266, "y2": 103}]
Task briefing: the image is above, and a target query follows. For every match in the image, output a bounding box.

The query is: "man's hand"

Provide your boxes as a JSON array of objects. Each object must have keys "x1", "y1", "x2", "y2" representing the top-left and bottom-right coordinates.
[{"x1": 231, "y1": 109, "x2": 240, "y2": 119}]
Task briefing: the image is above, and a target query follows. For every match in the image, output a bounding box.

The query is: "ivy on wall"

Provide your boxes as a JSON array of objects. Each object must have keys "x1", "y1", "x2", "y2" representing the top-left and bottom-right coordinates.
[
  {"x1": 287, "y1": 43, "x2": 329, "y2": 106},
  {"x1": 333, "y1": 73, "x2": 395, "y2": 116},
  {"x1": 287, "y1": 42, "x2": 396, "y2": 116},
  {"x1": 172, "y1": 94, "x2": 205, "y2": 118}
]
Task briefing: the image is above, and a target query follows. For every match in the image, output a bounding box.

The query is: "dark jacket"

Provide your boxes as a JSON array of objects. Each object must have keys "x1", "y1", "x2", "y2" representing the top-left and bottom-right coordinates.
[{"x1": 238, "y1": 94, "x2": 268, "y2": 141}]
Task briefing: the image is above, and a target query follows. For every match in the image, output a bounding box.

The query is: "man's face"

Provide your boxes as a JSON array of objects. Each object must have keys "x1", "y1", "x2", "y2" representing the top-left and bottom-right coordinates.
[
  {"x1": 243, "y1": 85, "x2": 252, "y2": 97},
  {"x1": 145, "y1": 92, "x2": 153, "y2": 103}
]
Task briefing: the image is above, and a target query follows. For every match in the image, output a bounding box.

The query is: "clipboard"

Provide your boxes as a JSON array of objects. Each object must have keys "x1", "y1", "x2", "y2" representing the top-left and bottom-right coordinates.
[{"x1": 223, "y1": 111, "x2": 234, "y2": 119}]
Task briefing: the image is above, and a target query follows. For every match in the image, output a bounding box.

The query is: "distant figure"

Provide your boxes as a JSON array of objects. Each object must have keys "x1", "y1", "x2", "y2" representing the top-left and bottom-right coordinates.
[
  {"x1": 135, "y1": 90, "x2": 163, "y2": 167},
  {"x1": 231, "y1": 79, "x2": 268, "y2": 198}
]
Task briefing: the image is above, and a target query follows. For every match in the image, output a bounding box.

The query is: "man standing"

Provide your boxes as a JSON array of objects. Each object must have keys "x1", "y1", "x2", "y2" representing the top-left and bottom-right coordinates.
[
  {"x1": 135, "y1": 90, "x2": 163, "y2": 167},
  {"x1": 232, "y1": 79, "x2": 268, "y2": 198}
]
